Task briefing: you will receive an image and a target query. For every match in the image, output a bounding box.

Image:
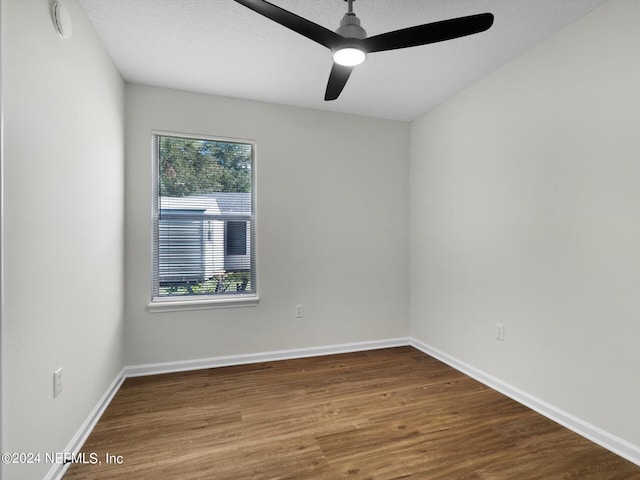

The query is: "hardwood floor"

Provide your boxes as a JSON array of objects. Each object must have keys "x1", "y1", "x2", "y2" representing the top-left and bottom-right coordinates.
[{"x1": 63, "y1": 347, "x2": 640, "y2": 479}]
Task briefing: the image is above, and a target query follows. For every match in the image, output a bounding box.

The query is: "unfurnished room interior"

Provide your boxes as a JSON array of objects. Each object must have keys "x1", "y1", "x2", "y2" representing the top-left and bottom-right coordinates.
[{"x1": 1, "y1": 1, "x2": 640, "y2": 479}]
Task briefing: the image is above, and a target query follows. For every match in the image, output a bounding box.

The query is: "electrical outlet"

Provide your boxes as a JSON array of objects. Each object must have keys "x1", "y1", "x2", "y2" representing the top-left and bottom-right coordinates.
[
  {"x1": 496, "y1": 323, "x2": 505, "y2": 341},
  {"x1": 53, "y1": 368, "x2": 63, "y2": 398},
  {"x1": 295, "y1": 304, "x2": 304, "y2": 318}
]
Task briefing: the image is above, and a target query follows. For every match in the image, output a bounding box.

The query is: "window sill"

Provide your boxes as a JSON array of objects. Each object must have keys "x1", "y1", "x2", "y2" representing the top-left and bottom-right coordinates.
[{"x1": 146, "y1": 294, "x2": 259, "y2": 313}]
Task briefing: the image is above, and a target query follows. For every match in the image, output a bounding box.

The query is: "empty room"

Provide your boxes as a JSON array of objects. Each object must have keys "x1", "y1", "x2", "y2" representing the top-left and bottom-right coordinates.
[{"x1": 2, "y1": 0, "x2": 640, "y2": 479}]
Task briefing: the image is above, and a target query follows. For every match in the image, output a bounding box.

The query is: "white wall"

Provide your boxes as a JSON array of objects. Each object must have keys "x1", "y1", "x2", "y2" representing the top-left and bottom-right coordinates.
[
  {"x1": 1, "y1": 0, "x2": 125, "y2": 478},
  {"x1": 410, "y1": 0, "x2": 640, "y2": 449},
  {"x1": 125, "y1": 85, "x2": 409, "y2": 365}
]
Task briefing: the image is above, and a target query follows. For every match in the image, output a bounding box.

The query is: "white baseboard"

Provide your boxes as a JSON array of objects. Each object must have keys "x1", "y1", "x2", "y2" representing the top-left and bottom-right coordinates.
[
  {"x1": 45, "y1": 368, "x2": 126, "y2": 480},
  {"x1": 409, "y1": 338, "x2": 640, "y2": 468},
  {"x1": 124, "y1": 337, "x2": 411, "y2": 377}
]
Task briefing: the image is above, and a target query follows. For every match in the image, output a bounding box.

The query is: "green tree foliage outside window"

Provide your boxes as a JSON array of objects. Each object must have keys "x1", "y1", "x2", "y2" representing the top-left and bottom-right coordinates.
[{"x1": 159, "y1": 136, "x2": 251, "y2": 196}]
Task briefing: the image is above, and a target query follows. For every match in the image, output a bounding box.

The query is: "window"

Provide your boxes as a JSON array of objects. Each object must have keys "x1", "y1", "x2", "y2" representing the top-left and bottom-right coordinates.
[
  {"x1": 149, "y1": 133, "x2": 257, "y2": 310},
  {"x1": 226, "y1": 221, "x2": 247, "y2": 256}
]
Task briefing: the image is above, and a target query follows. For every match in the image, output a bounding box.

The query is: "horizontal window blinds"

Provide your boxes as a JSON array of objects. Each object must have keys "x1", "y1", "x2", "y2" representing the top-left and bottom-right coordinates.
[{"x1": 152, "y1": 134, "x2": 255, "y2": 299}]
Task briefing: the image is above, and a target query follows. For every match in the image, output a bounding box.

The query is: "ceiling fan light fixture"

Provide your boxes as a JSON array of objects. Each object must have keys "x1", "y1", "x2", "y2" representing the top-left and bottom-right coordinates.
[{"x1": 332, "y1": 45, "x2": 366, "y2": 66}]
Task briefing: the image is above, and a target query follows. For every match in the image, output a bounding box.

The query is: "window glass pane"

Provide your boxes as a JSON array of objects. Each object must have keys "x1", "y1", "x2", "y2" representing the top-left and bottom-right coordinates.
[{"x1": 152, "y1": 134, "x2": 255, "y2": 299}]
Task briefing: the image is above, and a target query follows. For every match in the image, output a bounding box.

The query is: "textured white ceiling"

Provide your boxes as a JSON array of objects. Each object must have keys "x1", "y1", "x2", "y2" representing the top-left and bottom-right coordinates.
[{"x1": 78, "y1": 0, "x2": 606, "y2": 121}]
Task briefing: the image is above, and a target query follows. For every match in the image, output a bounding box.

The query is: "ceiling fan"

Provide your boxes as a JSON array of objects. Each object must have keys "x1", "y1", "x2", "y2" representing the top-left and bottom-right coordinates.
[{"x1": 234, "y1": 0, "x2": 494, "y2": 101}]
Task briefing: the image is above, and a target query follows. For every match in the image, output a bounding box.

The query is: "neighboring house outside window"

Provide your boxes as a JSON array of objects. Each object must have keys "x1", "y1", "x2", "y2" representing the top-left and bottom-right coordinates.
[{"x1": 149, "y1": 133, "x2": 257, "y2": 311}]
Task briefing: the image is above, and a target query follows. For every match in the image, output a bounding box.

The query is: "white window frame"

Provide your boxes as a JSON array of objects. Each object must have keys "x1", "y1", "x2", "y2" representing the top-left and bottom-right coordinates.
[{"x1": 147, "y1": 131, "x2": 258, "y2": 313}]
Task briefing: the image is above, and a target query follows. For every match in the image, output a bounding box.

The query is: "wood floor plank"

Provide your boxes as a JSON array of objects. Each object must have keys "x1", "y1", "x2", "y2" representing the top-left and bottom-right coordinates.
[{"x1": 63, "y1": 347, "x2": 640, "y2": 479}]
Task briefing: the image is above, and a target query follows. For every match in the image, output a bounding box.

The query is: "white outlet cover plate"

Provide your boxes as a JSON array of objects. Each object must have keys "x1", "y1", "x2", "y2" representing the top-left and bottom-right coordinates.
[{"x1": 53, "y1": 368, "x2": 63, "y2": 397}]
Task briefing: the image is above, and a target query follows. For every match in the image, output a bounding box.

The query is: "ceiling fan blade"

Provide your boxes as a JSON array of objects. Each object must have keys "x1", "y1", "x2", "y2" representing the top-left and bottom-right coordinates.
[
  {"x1": 234, "y1": 0, "x2": 342, "y2": 49},
  {"x1": 324, "y1": 63, "x2": 353, "y2": 101},
  {"x1": 362, "y1": 13, "x2": 494, "y2": 53}
]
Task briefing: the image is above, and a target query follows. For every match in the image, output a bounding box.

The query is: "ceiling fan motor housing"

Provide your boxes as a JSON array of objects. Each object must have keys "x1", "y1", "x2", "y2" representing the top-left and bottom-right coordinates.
[
  {"x1": 333, "y1": 13, "x2": 368, "y2": 66},
  {"x1": 336, "y1": 13, "x2": 367, "y2": 40},
  {"x1": 333, "y1": 11, "x2": 368, "y2": 66}
]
